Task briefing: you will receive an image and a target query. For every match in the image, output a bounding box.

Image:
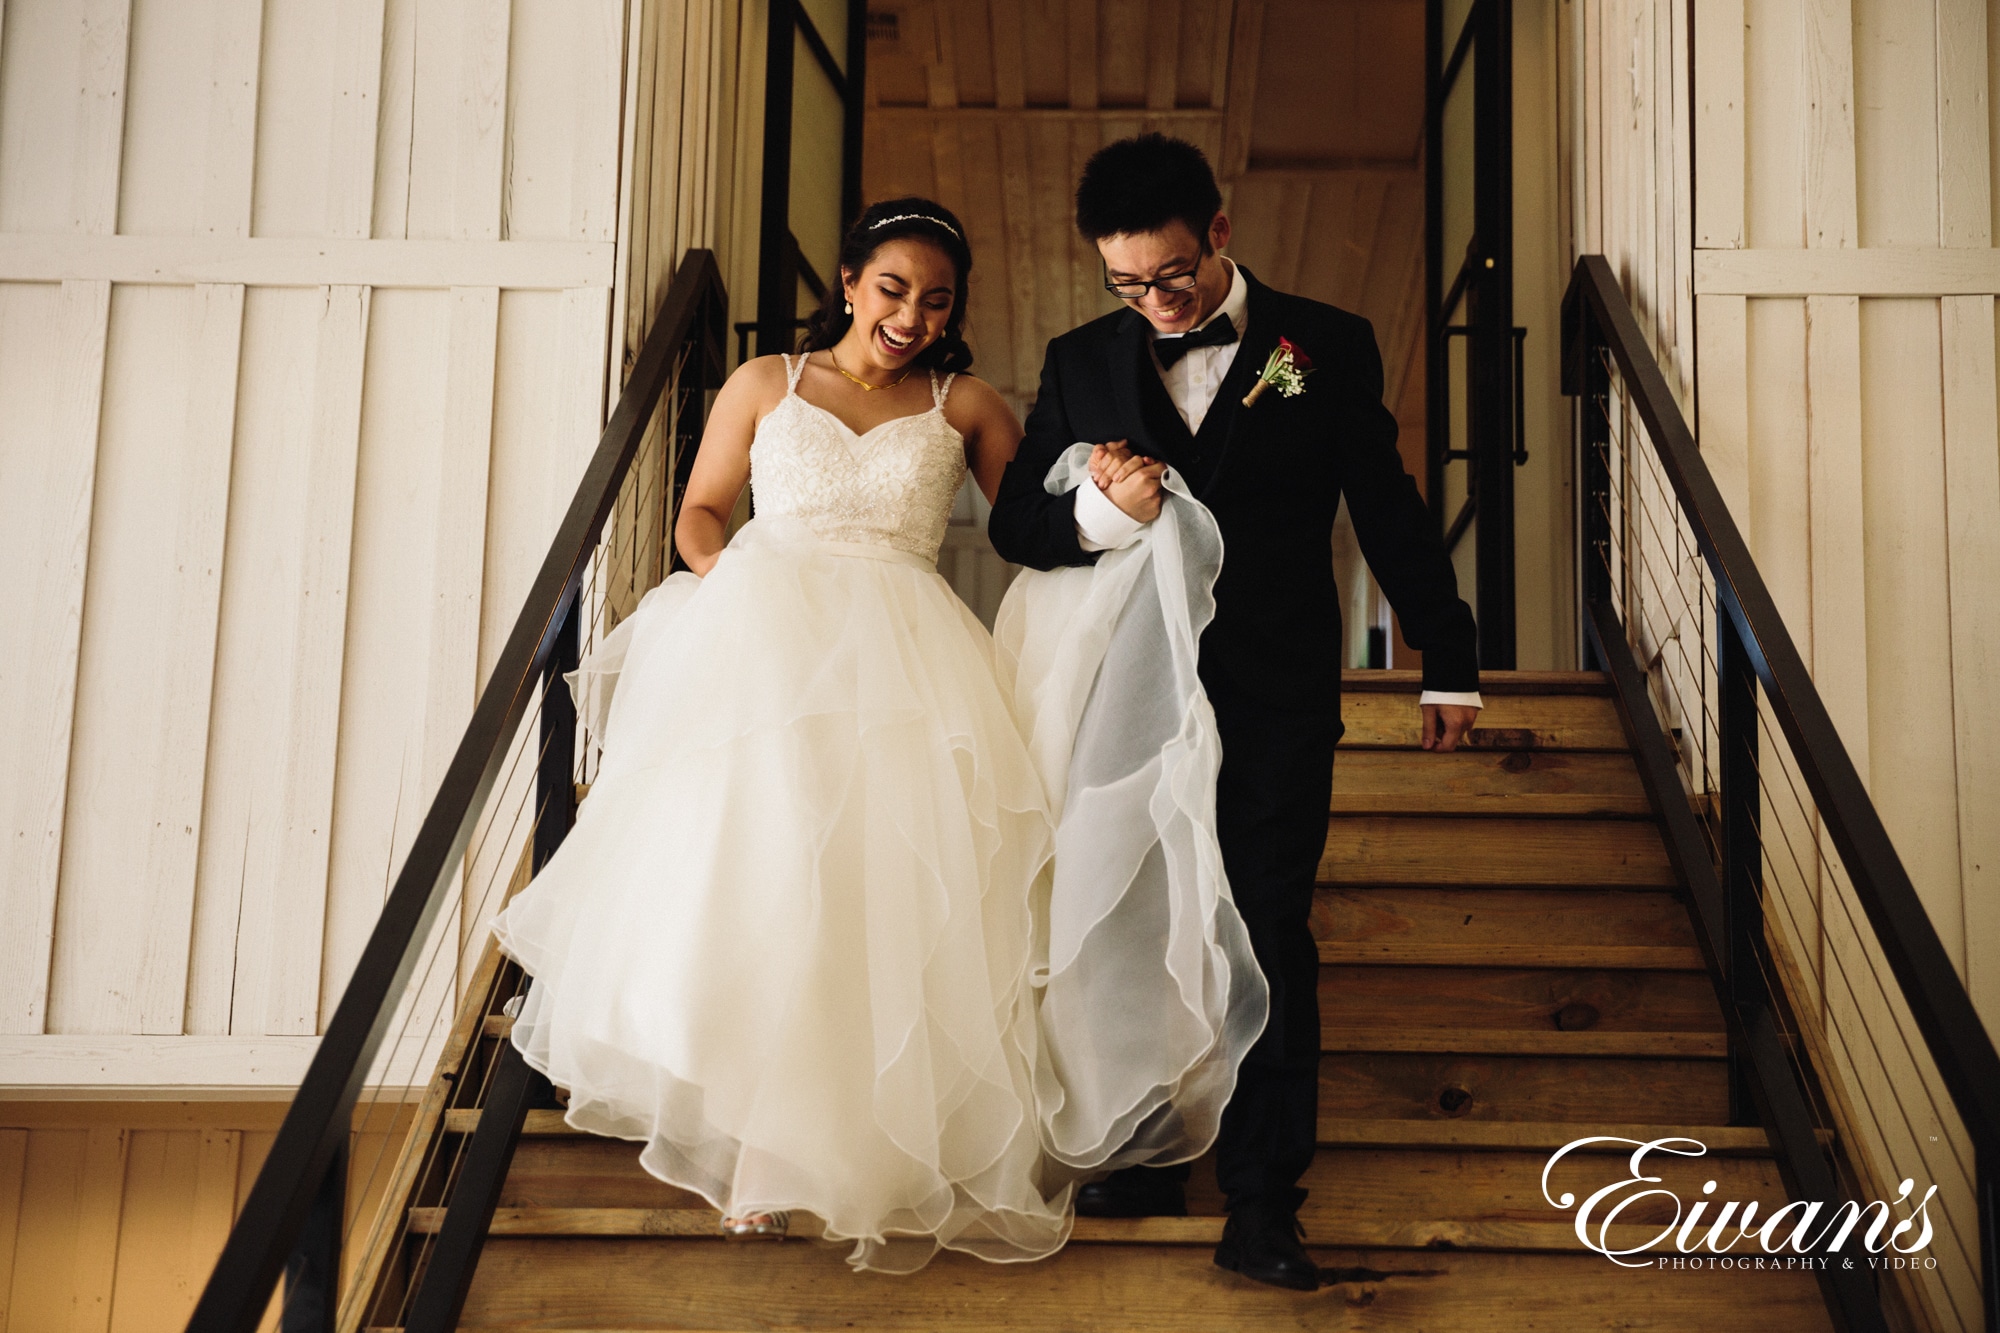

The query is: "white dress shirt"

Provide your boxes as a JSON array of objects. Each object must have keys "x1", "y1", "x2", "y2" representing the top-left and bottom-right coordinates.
[{"x1": 1071, "y1": 258, "x2": 1482, "y2": 711}]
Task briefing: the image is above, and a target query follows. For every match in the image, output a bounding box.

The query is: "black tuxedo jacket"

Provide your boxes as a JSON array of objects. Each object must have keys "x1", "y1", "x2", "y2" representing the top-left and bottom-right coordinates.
[{"x1": 987, "y1": 265, "x2": 1479, "y2": 716}]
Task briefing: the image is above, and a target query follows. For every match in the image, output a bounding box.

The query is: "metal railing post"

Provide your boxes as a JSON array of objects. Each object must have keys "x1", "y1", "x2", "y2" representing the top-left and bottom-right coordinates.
[
  {"x1": 1577, "y1": 328, "x2": 1612, "y2": 667},
  {"x1": 279, "y1": 1136, "x2": 344, "y2": 1333},
  {"x1": 1717, "y1": 591, "x2": 1763, "y2": 1126},
  {"x1": 1980, "y1": 1148, "x2": 1999, "y2": 1333},
  {"x1": 533, "y1": 596, "x2": 580, "y2": 873}
]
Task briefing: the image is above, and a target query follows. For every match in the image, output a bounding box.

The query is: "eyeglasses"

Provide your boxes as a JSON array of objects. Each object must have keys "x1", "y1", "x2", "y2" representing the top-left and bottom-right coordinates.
[{"x1": 1103, "y1": 249, "x2": 1205, "y2": 299}]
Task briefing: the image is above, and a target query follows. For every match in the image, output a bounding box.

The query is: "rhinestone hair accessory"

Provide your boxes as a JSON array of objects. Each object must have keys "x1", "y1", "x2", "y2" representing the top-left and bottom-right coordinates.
[{"x1": 868, "y1": 212, "x2": 962, "y2": 240}]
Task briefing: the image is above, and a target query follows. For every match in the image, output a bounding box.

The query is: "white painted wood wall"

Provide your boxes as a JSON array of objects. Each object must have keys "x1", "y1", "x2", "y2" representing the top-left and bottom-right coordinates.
[
  {"x1": 1572, "y1": 0, "x2": 2000, "y2": 1024},
  {"x1": 1569, "y1": 3, "x2": 1999, "y2": 1327},
  {"x1": 0, "y1": 0, "x2": 668, "y2": 1094}
]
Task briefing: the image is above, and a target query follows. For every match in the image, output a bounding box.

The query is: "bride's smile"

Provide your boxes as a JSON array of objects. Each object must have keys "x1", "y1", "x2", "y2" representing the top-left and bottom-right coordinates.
[{"x1": 841, "y1": 236, "x2": 957, "y2": 378}]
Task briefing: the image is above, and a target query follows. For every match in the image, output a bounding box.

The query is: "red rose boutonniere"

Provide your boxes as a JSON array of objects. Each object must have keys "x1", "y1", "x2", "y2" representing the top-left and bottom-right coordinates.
[{"x1": 1242, "y1": 336, "x2": 1314, "y2": 408}]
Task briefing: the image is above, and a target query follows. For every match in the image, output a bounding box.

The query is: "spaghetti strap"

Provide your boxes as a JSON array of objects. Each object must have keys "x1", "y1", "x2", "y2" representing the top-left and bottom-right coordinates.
[
  {"x1": 932, "y1": 370, "x2": 957, "y2": 411},
  {"x1": 781, "y1": 351, "x2": 806, "y2": 395}
]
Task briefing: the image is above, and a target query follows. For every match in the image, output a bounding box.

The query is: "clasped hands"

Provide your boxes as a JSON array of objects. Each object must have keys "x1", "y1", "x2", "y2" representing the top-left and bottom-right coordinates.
[
  {"x1": 1088, "y1": 439, "x2": 1166, "y2": 522},
  {"x1": 1086, "y1": 440, "x2": 1478, "y2": 753}
]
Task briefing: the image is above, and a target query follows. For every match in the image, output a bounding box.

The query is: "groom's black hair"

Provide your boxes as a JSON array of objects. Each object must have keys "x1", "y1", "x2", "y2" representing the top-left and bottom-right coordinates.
[{"x1": 1074, "y1": 133, "x2": 1224, "y2": 243}]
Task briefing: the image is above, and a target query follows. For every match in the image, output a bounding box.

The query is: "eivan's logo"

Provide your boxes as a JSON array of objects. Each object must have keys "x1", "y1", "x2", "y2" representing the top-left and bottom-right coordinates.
[{"x1": 1542, "y1": 1136, "x2": 1936, "y2": 1269}]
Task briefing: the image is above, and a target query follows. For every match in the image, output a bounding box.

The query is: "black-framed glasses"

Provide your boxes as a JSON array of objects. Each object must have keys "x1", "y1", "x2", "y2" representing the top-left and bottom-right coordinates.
[{"x1": 1103, "y1": 249, "x2": 1204, "y2": 299}]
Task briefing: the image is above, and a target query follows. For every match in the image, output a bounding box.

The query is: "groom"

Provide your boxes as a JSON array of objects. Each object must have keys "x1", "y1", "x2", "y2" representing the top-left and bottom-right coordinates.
[{"x1": 987, "y1": 133, "x2": 1484, "y2": 1290}]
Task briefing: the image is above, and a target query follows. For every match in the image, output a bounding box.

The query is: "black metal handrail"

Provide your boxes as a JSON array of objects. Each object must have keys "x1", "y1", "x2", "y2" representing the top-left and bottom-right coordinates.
[
  {"x1": 186, "y1": 249, "x2": 728, "y2": 1333},
  {"x1": 1563, "y1": 253, "x2": 1999, "y2": 1332}
]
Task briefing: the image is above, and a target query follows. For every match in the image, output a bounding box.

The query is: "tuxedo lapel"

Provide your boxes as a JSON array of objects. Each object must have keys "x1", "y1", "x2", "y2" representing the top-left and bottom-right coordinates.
[
  {"x1": 1191, "y1": 272, "x2": 1284, "y2": 496},
  {"x1": 1108, "y1": 309, "x2": 1197, "y2": 466}
]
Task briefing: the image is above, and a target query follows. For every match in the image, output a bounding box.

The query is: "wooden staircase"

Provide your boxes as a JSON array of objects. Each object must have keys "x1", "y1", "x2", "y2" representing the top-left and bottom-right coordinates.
[{"x1": 361, "y1": 671, "x2": 1844, "y2": 1331}]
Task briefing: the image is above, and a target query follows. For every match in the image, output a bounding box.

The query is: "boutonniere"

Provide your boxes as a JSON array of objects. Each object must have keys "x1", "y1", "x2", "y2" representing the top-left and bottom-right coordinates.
[{"x1": 1242, "y1": 336, "x2": 1314, "y2": 407}]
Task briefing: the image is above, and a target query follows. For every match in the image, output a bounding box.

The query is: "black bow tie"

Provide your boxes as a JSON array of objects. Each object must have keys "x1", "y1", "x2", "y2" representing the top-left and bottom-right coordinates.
[{"x1": 1152, "y1": 316, "x2": 1238, "y2": 368}]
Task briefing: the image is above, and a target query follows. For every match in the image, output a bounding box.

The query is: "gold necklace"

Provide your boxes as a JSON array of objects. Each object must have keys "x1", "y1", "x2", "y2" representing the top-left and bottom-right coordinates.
[{"x1": 828, "y1": 348, "x2": 913, "y2": 392}]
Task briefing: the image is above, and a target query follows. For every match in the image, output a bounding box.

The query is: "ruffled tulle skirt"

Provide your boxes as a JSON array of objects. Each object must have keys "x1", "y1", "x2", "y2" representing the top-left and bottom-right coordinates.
[{"x1": 489, "y1": 516, "x2": 1072, "y2": 1273}]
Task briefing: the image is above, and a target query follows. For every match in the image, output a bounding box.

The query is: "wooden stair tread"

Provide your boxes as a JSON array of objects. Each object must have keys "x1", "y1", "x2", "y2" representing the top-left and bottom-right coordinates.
[
  {"x1": 480, "y1": 1019, "x2": 1727, "y2": 1058},
  {"x1": 1320, "y1": 816, "x2": 1676, "y2": 886},
  {"x1": 456, "y1": 1241, "x2": 1835, "y2": 1331},
  {"x1": 1314, "y1": 886, "x2": 1700, "y2": 953},
  {"x1": 1319, "y1": 965, "x2": 1724, "y2": 1032},
  {"x1": 1320, "y1": 1052, "x2": 1732, "y2": 1123},
  {"x1": 1342, "y1": 670, "x2": 1614, "y2": 695},
  {"x1": 1317, "y1": 941, "x2": 1702, "y2": 967},
  {"x1": 412, "y1": 1207, "x2": 1722, "y2": 1254},
  {"x1": 1339, "y1": 691, "x2": 1628, "y2": 751},
  {"x1": 1329, "y1": 749, "x2": 1650, "y2": 816},
  {"x1": 1322, "y1": 1028, "x2": 1727, "y2": 1056},
  {"x1": 456, "y1": 1111, "x2": 1792, "y2": 1154}
]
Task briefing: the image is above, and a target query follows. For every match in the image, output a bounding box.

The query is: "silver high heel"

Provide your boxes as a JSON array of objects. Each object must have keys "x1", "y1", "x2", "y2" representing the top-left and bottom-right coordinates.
[{"x1": 719, "y1": 1210, "x2": 790, "y2": 1238}]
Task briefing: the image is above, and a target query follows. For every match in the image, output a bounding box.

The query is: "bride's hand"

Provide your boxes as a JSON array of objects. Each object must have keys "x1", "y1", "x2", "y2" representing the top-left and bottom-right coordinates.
[
  {"x1": 1090, "y1": 439, "x2": 1150, "y2": 488},
  {"x1": 1105, "y1": 458, "x2": 1166, "y2": 523}
]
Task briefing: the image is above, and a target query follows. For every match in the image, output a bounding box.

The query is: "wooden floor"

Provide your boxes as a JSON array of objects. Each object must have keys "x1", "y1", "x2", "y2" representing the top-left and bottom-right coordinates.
[{"x1": 421, "y1": 672, "x2": 1837, "y2": 1331}]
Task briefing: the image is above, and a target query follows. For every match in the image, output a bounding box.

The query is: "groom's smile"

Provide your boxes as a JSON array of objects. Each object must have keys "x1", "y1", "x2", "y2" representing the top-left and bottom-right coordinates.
[{"x1": 1097, "y1": 214, "x2": 1236, "y2": 337}]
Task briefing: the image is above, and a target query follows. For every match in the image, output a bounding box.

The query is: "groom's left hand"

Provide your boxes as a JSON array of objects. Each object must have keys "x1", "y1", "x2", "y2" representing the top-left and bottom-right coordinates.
[{"x1": 1420, "y1": 704, "x2": 1479, "y2": 752}]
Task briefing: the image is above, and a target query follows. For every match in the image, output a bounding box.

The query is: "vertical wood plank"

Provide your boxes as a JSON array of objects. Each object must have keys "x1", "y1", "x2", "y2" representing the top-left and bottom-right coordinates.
[
  {"x1": 9, "y1": 1129, "x2": 128, "y2": 1333},
  {"x1": 930, "y1": 117, "x2": 966, "y2": 218},
  {"x1": 200, "y1": 0, "x2": 262, "y2": 237},
  {"x1": 1219, "y1": 0, "x2": 1262, "y2": 177},
  {"x1": 1939, "y1": 295, "x2": 2000, "y2": 1018},
  {"x1": 1066, "y1": 0, "x2": 1098, "y2": 109},
  {"x1": 1693, "y1": 0, "x2": 1745, "y2": 248},
  {"x1": 1803, "y1": 293, "x2": 1869, "y2": 772},
  {"x1": 74, "y1": 1127, "x2": 132, "y2": 1333},
  {"x1": 265, "y1": 285, "x2": 371, "y2": 1037},
  {"x1": 104, "y1": 1131, "x2": 193, "y2": 1333},
  {"x1": 1204, "y1": 0, "x2": 1232, "y2": 110},
  {"x1": 954, "y1": 120, "x2": 1016, "y2": 396},
  {"x1": 990, "y1": 0, "x2": 1025, "y2": 108},
  {"x1": 1936, "y1": 0, "x2": 1992, "y2": 248},
  {"x1": 422, "y1": 286, "x2": 497, "y2": 1009},
  {"x1": 1695, "y1": 295, "x2": 1752, "y2": 537},
  {"x1": 73, "y1": 0, "x2": 132, "y2": 235},
  {"x1": 135, "y1": 283, "x2": 245, "y2": 1035},
  {"x1": 1857, "y1": 294, "x2": 1964, "y2": 957},
  {"x1": 328, "y1": 0, "x2": 387, "y2": 239},
  {"x1": 928, "y1": 0, "x2": 961, "y2": 109},
  {"x1": 574, "y1": 0, "x2": 627, "y2": 245},
  {"x1": 1801, "y1": 0, "x2": 1857, "y2": 249},
  {"x1": 1145, "y1": 0, "x2": 1181, "y2": 110},
  {"x1": 0, "y1": 1128, "x2": 24, "y2": 1330},
  {"x1": 1067, "y1": 117, "x2": 1104, "y2": 342},
  {"x1": 0, "y1": 280, "x2": 111, "y2": 1036},
  {"x1": 995, "y1": 115, "x2": 1039, "y2": 393},
  {"x1": 373, "y1": 0, "x2": 416, "y2": 238},
  {"x1": 456, "y1": 0, "x2": 512, "y2": 239}
]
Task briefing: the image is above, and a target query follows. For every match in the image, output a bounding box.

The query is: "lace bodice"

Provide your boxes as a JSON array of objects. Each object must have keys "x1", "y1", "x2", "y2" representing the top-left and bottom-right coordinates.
[{"x1": 749, "y1": 353, "x2": 968, "y2": 563}]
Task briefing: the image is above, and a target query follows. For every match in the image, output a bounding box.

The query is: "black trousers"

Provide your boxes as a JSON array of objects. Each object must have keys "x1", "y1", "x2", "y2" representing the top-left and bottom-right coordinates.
[{"x1": 1129, "y1": 682, "x2": 1339, "y2": 1212}]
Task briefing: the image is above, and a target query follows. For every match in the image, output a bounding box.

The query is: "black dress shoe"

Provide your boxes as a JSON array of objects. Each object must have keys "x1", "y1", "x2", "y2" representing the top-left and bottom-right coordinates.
[
  {"x1": 1213, "y1": 1198, "x2": 1319, "y2": 1291},
  {"x1": 1074, "y1": 1167, "x2": 1188, "y2": 1218}
]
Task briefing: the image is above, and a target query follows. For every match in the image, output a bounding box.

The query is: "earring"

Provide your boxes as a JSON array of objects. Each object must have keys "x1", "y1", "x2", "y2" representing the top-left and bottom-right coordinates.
[{"x1": 844, "y1": 300, "x2": 853, "y2": 314}]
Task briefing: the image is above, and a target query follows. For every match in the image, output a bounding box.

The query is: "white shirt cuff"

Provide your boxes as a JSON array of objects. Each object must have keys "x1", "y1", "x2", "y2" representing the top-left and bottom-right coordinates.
[
  {"x1": 1419, "y1": 690, "x2": 1484, "y2": 709},
  {"x1": 1072, "y1": 475, "x2": 1147, "y2": 552}
]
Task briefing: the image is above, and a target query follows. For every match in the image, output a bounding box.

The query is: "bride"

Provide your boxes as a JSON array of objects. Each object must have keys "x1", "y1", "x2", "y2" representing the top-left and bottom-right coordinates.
[{"x1": 488, "y1": 197, "x2": 1261, "y2": 1275}]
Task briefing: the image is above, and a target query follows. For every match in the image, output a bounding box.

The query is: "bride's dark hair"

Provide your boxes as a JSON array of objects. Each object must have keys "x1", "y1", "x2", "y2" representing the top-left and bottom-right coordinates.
[{"x1": 800, "y1": 197, "x2": 974, "y2": 374}]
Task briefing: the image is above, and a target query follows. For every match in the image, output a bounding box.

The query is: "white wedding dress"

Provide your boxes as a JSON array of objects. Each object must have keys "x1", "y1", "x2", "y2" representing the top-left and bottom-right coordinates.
[{"x1": 489, "y1": 353, "x2": 1263, "y2": 1275}]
